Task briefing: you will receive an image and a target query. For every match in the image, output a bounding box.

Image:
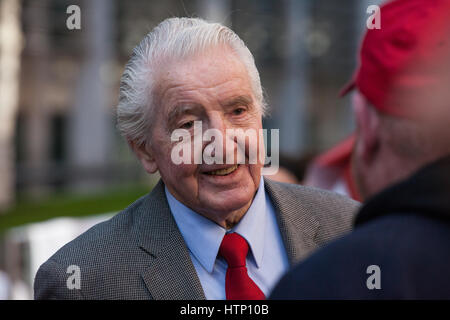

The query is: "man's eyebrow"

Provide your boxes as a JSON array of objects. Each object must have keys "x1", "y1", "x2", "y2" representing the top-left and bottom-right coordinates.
[
  {"x1": 221, "y1": 95, "x2": 253, "y2": 107},
  {"x1": 167, "y1": 103, "x2": 202, "y2": 124}
]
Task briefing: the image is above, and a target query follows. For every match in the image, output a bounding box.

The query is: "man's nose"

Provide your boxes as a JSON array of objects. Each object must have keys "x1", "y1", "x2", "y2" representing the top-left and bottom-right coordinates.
[
  {"x1": 207, "y1": 113, "x2": 226, "y2": 134},
  {"x1": 204, "y1": 114, "x2": 236, "y2": 162}
]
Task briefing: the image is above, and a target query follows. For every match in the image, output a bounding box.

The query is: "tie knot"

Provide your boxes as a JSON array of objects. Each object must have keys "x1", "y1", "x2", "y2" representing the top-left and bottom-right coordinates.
[{"x1": 219, "y1": 233, "x2": 248, "y2": 268}]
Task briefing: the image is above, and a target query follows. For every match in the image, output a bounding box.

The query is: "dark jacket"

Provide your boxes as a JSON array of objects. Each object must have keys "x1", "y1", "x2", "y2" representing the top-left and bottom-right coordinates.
[{"x1": 270, "y1": 156, "x2": 450, "y2": 299}]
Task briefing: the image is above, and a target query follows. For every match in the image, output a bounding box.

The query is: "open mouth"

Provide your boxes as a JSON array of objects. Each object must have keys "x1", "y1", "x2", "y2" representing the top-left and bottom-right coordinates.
[{"x1": 203, "y1": 164, "x2": 239, "y2": 176}]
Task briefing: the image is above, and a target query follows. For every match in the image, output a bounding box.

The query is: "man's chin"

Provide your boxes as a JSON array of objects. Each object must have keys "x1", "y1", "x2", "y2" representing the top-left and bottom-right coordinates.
[{"x1": 199, "y1": 196, "x2": 253, "y2": 218}]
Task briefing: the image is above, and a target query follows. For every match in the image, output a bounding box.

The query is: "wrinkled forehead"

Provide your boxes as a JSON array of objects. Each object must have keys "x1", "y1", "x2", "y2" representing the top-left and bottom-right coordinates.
[{"x1": 153, "y1": 47, "x2": 257, "y2": 115}]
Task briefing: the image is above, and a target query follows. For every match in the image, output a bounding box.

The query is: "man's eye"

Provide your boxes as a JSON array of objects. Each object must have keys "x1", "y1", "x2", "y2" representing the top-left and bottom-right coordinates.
[
  {"x1": 233, "y1": 108, "x2": 246, "y2": 116},
  {"x1": 180, "y1": 121, "x2": 194, "y2": 129}
]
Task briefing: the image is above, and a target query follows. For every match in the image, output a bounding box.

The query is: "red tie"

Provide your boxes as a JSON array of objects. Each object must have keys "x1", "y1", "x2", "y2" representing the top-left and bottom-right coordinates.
[{"x1": 219, "y1": 232, "x2": 265, "y2": 300}]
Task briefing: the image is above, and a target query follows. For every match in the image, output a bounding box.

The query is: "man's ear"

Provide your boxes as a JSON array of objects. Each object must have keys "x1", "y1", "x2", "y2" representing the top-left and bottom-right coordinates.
[
  {"x1": 128, "y1": 139, "x2": 159, "y2": 174},
  {"x1": 352, "y1": 92, "x2": 380, "y2": 164}
]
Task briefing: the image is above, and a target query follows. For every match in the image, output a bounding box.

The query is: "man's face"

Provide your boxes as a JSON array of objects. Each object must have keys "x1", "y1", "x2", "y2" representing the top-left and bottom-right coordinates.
[
  {"x1": 142, "y1": 47, "x2": 264, "y2": 224},
  {"x1": 351, "y1": 91, "x2": 375, "y2": 200},
  {"x1": 351, "y1": 91, "x2": 393, "y2": 200}
]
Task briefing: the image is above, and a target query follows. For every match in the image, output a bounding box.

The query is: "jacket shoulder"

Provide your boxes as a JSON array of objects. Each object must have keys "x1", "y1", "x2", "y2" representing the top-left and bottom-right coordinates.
[
  {"x1": 34, "y1": 193, "x2": 151, "y2": 299},
  {"x1": 265, "y1": 179, "x2": 361, "y2": 244},
  {"x1": 48, "y1": 193, "x2": 148, "y2": 262},
  {"x1": 282, "y1": 182, "x2": 360, "y2": 216}
]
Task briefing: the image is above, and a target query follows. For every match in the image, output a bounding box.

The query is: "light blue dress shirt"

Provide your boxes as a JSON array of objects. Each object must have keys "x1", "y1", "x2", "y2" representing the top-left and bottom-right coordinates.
[{"x1": 165, "y1": 177, "x2": 290, "y2": 300}]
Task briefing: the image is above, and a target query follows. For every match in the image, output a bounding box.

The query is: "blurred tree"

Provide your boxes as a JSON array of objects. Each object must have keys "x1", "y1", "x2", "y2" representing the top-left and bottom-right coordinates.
[{"x1": 0, "y1": 0, "x2": 23, "y2": 211}]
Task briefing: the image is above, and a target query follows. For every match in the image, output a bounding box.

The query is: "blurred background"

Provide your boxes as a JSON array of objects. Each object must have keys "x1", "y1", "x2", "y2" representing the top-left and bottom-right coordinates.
[{"x1": 0, "y1": 0, "x2": 382, "y2": 299}]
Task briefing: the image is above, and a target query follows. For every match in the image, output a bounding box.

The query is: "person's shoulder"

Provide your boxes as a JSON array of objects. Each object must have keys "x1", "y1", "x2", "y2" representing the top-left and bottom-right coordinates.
[
  {"x1": 265, "y1": 178, "x2": 360, "y2": 242},
  {"x1": 271, "y1": 213, "x2": 450, "y2": 299},
  {"x1": 276, "y1": 180, "x2": 359, "y2": 208},
  {"x1": 270, "y1": 218, "x2": 389, "y2": 299},
  {"x1": 34, "y1": 193, "x2": 154, "y2": 299},
  {"x1": 50, "y1": 193, "x2": 151, "y2": 263},
  {"x1": 265, "y1": 178, "x2": 359, "y2": 207}
]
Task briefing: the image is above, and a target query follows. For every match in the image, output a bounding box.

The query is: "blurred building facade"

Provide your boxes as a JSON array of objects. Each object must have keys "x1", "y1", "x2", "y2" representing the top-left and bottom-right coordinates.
[
  {"x1": 1, "y1": 0, "x2": 386, "y2": 300},
  {"x1": 10, "y1": 0, "x2": 378, "y2": 202}
]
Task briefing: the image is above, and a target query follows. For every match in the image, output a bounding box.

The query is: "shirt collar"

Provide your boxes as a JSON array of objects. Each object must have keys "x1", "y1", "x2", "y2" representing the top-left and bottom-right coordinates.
[
  {"x1": 231, "y1": 177, "x2": 267, "y2": 268},
  {"x1": 165, "y1": 177, "x2": 267, "y2": 273}
]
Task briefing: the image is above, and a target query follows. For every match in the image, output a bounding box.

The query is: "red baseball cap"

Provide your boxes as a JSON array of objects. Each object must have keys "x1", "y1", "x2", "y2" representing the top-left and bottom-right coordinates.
[{"x1": 340, "y1": 0, "x2": 450, "y2": 117}]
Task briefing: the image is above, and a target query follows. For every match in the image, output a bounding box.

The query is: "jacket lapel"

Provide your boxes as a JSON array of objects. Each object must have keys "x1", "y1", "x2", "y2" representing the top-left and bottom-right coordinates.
[
  {"x1": 264, "y1": 178, "x2": 321, "y2": 266},
  {"x1": 136, "y1": 180, "x2": 206, "y2": 300}
]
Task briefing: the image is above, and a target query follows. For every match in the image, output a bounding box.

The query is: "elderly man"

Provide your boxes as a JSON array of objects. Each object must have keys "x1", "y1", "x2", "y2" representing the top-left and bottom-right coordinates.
[
  {"x1": 271, "y1": 0, "x2": 450, "y2": 299},
  {"x1": 34, "y1": 17, "x2": 358, "y2": 300}
]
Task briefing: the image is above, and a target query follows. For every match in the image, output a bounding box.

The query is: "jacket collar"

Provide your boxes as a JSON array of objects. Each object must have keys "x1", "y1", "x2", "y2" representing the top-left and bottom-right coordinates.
[
  {"x1": 136, "y1": 180, "x2": 206, "y2": 300},
  {"x1": 355, "y1": 154, "x2": 450, "y2": 227},
  {"x1": 263, "y1": 178, "x2": 320, "y2": 265}
]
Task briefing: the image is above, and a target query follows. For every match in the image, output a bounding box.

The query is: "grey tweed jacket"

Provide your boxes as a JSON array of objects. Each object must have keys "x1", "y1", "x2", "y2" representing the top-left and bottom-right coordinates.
[{"x1": 34, "y1": 178, "x2": 359, "y2": 300}]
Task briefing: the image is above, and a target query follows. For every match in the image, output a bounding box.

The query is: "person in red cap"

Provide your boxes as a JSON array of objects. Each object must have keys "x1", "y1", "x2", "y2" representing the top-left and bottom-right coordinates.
[{"x1": 271, "y1": 0, "x2": 450, "y2": 299}]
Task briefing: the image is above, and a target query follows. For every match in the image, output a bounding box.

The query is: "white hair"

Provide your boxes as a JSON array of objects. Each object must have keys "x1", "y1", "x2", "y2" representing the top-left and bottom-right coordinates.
[{"x1": 116, "y1": 17, "x2": 267, "y2": 148}]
